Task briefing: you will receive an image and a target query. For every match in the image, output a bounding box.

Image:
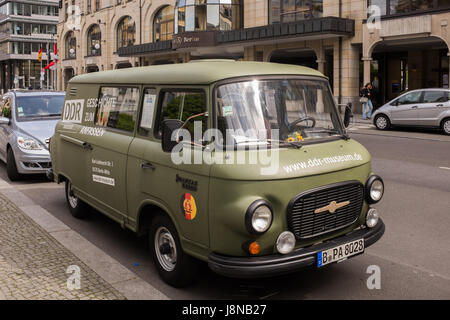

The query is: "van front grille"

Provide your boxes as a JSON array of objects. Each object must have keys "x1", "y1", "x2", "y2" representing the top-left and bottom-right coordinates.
[{"x1": 287, "y1": 181, "x2": 364, "y2": 240}]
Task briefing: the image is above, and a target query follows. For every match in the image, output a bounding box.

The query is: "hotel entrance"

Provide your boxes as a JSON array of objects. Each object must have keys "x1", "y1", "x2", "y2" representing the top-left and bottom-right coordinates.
[{"x1": 365, "y1": 37, "x2": 449, "y2": 107}]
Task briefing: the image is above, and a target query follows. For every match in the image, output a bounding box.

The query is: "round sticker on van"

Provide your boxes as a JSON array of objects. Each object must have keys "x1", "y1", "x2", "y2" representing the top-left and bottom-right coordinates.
[{"x1": 181, "y1": 193, "x2": 197, "y2": 220}]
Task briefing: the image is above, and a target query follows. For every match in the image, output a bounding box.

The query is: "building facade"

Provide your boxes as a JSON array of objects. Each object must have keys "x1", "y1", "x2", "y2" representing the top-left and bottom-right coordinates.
[
  {"x1": 57, "y1": 0, "x2": 450, "y2": 110},
  {"x1": 0, "y1": 0, "x2": 59, "y2": 91}
]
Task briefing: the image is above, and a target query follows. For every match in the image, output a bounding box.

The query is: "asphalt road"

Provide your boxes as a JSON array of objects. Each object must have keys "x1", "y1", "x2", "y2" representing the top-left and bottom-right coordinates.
[{"x1": 1, "y1": 126, "x2": 449, "y2": 299}]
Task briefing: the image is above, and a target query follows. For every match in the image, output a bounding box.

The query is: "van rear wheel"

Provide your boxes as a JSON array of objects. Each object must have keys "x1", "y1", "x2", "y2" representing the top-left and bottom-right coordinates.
[
  {"x1": 149, "y1": 214, "x2": 198, "y2": 287},
  {"x1": 65, "y1": 180, "x2": 90, "y2": 219}
]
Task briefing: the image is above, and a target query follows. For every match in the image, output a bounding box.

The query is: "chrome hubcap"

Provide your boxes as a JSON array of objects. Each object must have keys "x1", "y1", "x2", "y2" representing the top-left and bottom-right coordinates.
[
  {"x1": 376, "y1": 116, "x2": 387, "y2": 129},
  {"x1": 444, "y1": 120, "x2": 450, "y2": 134},
  {"x1": 154, "y1": 227, "x2": 177, "y2": 272},
  {"x1": 67, "y1": 182, "x2": 78, "y2": 208}
]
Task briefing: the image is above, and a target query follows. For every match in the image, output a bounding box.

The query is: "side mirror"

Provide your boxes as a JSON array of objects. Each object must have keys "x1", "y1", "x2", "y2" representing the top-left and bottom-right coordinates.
[
  {"x1": 0, "y1": 116, "x2": 10, "y2": 125},
  {"x1": 161, "y1": 119, "x2": 184, "y2": 153},
  {"x1": 343, "y1": 103, "x2": 353, "y2": 128}
]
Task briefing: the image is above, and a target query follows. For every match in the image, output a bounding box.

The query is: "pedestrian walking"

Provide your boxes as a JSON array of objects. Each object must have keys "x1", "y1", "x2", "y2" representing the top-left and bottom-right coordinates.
[{"x1": 359, "y1": 82, "x2": 373, "y2": 120}]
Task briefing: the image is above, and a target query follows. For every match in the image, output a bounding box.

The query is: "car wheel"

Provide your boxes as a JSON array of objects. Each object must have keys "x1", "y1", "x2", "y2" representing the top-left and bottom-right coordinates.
[
  {"x1": 65, "y1": 180, "x2": 90, "y2": 219},
  {"x1": 6, "y1": 147, "x2": 21, "y2": 181},
  {"x1": 149, "y1": 214, "x2": 198, "y2": 287},
  {"x1": 441, "y1": 118, "x2": 450, "y2": 135},
  {"x1": 375, "y1": 114, "x2": 390, "y2": 130}
]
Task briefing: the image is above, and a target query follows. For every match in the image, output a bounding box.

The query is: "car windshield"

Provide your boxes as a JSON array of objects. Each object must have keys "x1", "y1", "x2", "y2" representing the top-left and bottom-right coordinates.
[
  {"x1": 16, "y1": 95, "x2": 65, "y2": 119},
  {"x1": 215, "y1": 78, "x2": 345, "y2": 147}
]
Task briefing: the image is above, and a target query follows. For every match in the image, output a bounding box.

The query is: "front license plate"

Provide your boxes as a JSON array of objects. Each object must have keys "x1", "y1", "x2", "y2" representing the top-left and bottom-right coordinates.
[{"x1": 317, "y1": 239, "x2": 364, "y2": 267}]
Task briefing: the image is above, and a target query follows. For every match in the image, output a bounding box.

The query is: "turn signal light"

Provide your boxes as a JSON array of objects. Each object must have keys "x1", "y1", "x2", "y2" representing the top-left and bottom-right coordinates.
[{"x1": 248, "y1": 241, "x2": 261, "y2": 255}]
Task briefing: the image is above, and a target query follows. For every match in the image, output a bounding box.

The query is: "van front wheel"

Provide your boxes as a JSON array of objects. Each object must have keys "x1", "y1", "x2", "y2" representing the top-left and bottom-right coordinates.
[
  {"x1": 149, "y1": 214, "x2": 198, "y2": 287},
  {"x1": 65, "y1": 180, "x2": 90, "y2": 219}
]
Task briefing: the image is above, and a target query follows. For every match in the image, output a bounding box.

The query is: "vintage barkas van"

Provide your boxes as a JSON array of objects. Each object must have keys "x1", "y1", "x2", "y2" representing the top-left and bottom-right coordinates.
[{"x1": 48, "y1": 60, "x2": 385, "y2": 287}]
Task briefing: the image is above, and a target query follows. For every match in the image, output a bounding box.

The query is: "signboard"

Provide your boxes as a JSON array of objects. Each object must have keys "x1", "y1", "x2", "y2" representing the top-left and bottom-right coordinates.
[{"x1": 172, "y1": 31, "x2": 216, "y2": 49}]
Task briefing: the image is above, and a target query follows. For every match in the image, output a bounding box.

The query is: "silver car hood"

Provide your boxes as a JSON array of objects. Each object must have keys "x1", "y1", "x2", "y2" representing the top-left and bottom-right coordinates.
[{"x1": 15, "y1": 119, "x2": 60, "y2": 146}]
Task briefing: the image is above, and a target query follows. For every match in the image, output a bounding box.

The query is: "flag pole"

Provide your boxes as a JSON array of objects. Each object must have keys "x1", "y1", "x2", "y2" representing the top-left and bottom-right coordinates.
[
  {"x1": 39, "y1": 47, "x2": 42, "y2": 89},
  {"x1": 46, "y1": 42, "x2": 49, "y2": 89}
]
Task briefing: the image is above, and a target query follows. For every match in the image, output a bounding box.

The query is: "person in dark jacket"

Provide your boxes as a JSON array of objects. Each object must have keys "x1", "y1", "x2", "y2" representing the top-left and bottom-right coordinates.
[{"x1": 360, "y1": 83, "x2": 373, "y2": 120}]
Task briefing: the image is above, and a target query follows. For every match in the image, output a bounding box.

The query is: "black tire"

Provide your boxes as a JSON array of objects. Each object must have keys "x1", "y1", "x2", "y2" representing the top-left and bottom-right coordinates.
[
  {"x1": 441, "y1": 118, "x2": 450, "y2": 135},
  {"x1": 6, "y1": 147, "x2": 21, "y2": 181},
  {"x1": 149, "y1": 214, "x2": 198, "y2": 287},
  {"x1": 374, "y1": 114, "x2": 390, "y2": 130},
  {"x1": 65, "y1": 180, "x2": 90, "y2": 219}
]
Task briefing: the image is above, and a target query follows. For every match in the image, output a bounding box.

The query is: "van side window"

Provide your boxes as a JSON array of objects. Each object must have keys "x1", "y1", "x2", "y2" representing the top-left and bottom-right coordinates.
[
  {"x1": 95, "y1": 87, "x2": 140, "y2": 132},
  {"x1": 138, "y1": 88, "x2": 157, "y2": 136},
  {"x1": 155, "y1": 90, "x2": 206, "y2": 140}
]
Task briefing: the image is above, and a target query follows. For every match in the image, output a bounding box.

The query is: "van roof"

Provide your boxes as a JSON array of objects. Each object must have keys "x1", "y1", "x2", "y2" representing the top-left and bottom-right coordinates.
[{"x1": 69, "y1": 60, "x2": 326, "y2": 85}]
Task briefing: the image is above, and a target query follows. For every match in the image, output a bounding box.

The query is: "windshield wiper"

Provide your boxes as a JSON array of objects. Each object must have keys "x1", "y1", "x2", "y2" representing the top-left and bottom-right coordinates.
[
  {"x1": 304, "y1": 128, "x2": 350, "y2": 140},
  {"x1": 267, "y1": 139, "x2": 302, "y2": 149}
]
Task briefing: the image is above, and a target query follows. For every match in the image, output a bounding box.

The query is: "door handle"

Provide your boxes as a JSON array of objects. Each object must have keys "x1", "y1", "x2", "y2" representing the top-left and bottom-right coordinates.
[
  {"x1": 411, "y1": 106, "x2": 418, "y2": 109},
  {"x1": 82, "y1": 142, "x2": 93, "y2": 150},
  {"x1": 436, "y1": 104, "x2": 443, "y2": 107},
  {"x1": 141, "y1": 162, "x2": 155, "y2": 170}
]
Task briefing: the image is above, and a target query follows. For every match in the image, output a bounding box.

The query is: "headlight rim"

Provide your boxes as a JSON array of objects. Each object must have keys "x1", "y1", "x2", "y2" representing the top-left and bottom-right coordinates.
[
  {"x1": 245, "y1": 199, "x2": 273, "y2": 235},
  {"x1": 365, "y1": 175, "x2": 384, "y2": 204}
]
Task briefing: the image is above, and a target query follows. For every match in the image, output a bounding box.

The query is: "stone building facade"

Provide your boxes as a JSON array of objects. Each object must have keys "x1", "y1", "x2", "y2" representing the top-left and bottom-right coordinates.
[{"x1": 57, "y1": 0, "x2": 450, "y2": 110}]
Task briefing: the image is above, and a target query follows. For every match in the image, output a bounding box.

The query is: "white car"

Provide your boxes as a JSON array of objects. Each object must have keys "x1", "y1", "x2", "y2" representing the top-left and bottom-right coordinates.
[{"x1": 372, "y1": 88, "x2": 450, "y2": 135}]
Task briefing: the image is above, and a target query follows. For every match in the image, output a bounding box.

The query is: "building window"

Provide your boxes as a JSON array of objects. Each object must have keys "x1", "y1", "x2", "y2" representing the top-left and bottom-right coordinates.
[
  {"x1": 369, "y1": 0, "x2": 450, "y2": 17},
  {"x1": 154, "y1": 6, "x2": 175, "y2": 41},
  {"x1": 117, "y1": 16, "x2": 136, "y2": 49},
  {"x1": 87, "y1": 24, "x2": 102, "y2": 56},
  {"x1": 175, "y1": 0, "x2": 241, "y2": 33},
  {"x1": 270, "y1": 0, "x2": 322, "y2": 23},
  {"x1": 95, "y1": 0, "x2": 101, "y2": 11},
  {"x1": 65, "y1": 31, "x2": 76, "y2": 59},
  {"x1": 87, "y1": 0, "x2": 92, "y2": 13}
]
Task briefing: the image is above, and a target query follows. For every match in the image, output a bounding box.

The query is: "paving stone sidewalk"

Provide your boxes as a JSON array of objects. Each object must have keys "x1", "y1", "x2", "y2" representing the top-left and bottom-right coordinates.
[{"x1": 0, "y1": 190, "x2": 126, "y2": 300}]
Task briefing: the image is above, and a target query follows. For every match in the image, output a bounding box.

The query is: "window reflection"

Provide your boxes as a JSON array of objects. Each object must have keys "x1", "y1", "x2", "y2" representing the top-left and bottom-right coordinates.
[
  {"x1": 87, "y1": 24, "x2": 101, "y2": 56},
  {"x1": 271, "y1": 0, "x2": 322, "y2": 23},
  {"x1": 65, "y1": 31, "x2": 76, "y2": 59},
  {"x1": 117, "y1": 16, "x2": 136, "y2": 49},
  {"x1": 154, "y1": 6, "x2": 175, "y2": 41},
  {"x1": 175, "y1": 0, "x2": 241, "y2": 32},
  {"x1": 370, "y1": 0, "x2": 447, "y2": 16}
]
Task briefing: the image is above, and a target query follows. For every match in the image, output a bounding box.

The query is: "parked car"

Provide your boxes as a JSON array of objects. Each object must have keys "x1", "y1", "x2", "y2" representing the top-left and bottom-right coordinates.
[
  {"x1": 372, "y1": 88, "x2": 450, "y2": 134},
  {"x1": 49, "y1": 61, "x2": 385, "y2": 287},
  {"x1": 0, "y1": 90, "x2": 65, "y2": 181}
]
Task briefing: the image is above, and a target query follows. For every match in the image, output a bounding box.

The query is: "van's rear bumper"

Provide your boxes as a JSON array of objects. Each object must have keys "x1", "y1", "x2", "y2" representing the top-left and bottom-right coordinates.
[{"x1": 208, "y1": 219, "x2": 385, "y2": 278}]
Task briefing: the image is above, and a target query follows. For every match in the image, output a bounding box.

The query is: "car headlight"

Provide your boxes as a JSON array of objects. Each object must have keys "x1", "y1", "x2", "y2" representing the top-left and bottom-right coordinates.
[
  {"x1": 276, "y1": 231, "x2": 296, "y2": 254},
  {"x1": 17, "y1": 136, "x2": 43, "y2": 150},
  {"x1": 366, "y1": 208, "x2": 380, "y2": 228},
  {"x1": 245, "y1": 200, "x2": 273, "y2": 234},
  {"x1": 365, "y1": 175, "x2": 384, "y2": 204}
]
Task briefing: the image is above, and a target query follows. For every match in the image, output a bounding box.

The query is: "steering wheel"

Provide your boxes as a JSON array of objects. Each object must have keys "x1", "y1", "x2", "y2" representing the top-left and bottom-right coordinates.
[{"x1": 289, "y1": 116, "x2": 316, "y2": 131}]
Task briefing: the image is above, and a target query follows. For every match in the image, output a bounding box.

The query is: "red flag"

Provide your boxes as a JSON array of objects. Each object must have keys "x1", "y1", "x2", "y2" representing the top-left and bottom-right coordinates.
[
  {"x1": 44, "y1": 61, "x2": 55, "y2": 70},
  {"x1": 53, "y1": 43, "x2": 58, "y2": 62}
]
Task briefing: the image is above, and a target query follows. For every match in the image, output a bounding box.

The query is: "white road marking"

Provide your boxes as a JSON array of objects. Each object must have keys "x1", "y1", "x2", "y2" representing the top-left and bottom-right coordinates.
[{"x1": 439, "y1": 166, "x2": 450, "y2": 170}]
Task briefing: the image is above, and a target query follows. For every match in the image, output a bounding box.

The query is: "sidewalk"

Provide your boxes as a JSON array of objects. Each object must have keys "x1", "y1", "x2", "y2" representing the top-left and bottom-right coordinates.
[
  {"x1": 0, "y1": 177, "x2": 167, "y2": 300},
  {"x1": 352, "y1": 114, "x2": 374, "y2": 125}
]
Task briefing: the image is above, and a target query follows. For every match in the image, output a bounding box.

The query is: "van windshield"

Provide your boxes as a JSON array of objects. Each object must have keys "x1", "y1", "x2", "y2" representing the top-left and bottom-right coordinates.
[
  {"x1": 16, "y1": 95, "x2": 65, "y2": 120},
  {"x1": 215, "y1": 78, "x2": 345, "y2": 147}
]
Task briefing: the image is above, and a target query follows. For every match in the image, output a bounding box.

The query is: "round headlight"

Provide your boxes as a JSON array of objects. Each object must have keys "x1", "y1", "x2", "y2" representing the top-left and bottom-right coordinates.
[
  {"x1": 366, "y1": 175, "x2": 384, "y2": 204},
  {"x1": 366, "y1": 208, "x2": 379, "y2": 228},
  {"x1": 245, "y1": 200, "x2": 273, "y2": 234},
  {"x1": 276, "y1": 231, "x2": 296, "y2": 254}
]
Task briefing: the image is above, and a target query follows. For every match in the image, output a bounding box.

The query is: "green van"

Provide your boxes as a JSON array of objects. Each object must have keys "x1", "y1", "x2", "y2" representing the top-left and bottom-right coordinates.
[{"x1": 49, "y1": 60, "x2": 385, "y2": 287}]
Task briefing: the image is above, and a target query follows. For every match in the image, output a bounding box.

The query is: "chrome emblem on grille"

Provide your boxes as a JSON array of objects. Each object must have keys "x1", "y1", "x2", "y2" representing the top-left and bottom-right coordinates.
[{"x1": 314, "y1": 200, "x2": 350, "y2": 214}]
